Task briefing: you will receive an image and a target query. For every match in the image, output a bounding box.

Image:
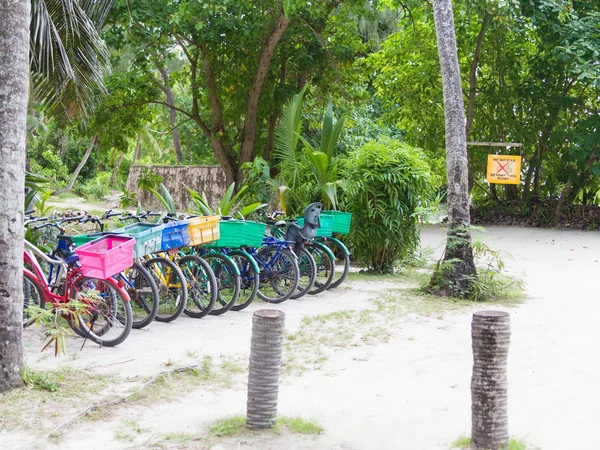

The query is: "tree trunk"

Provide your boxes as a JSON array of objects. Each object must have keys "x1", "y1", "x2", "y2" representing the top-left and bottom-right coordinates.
[
  {"x1": 466, "y1": 13, "x2": 490, "y2": 193},
  {"x1": 246, "y1": 309, "x2": 285, "y2": 429},
  {"x1": 202, "y1": 55, "x2": 236, "y2": 185},
  {"x1": 0, "y1": 0, "x2": 30, "y2": 392},
  {"x1": 431, "y1": 0, "x2": 477, "y2": 296},
  {"x1": 66, "y1": 134, "x2": 98, "y2": 191},
  {"x1": 471, "y1": 310, "x2": 511, "y2": 450},
  {"x1": 110, "y1": 153, "x2": 126, "y2": 185},
  {"x1": 239, "y1": 13, "x2": 290, "y2": 182},
  {"x1": 157, "y1": 66, "x2": 183, "y2": 164},
  {"x1": 555, "y1": 153, "x2": 598, "y2": 219},
  {"x1": 131, "y1": 133, "x2": 142, "y2": 166}
]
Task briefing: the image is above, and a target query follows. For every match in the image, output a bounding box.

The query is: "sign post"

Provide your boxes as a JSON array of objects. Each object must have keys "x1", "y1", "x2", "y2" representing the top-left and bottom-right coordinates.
[{"x1": 486, "y1": 155, "x2": 522, "y2": 185}]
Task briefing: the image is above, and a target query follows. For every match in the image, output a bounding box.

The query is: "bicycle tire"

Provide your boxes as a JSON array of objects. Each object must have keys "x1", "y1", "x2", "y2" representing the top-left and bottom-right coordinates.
[
  {"x1": 257, "y1": 247, "x2": 300, "y2": 304},
  {"x1": 306, "y1": 242, "x2": 335, "y2": 294},
  {"x1": 320, "y1": 238, "x2": 351, "y2": 289},
  {"x1": 70, "y1": 276, "x2": 133, "y2": 347},
  {"x1": 22, "y1": 271, "x2": 46, "y2": 326},
  {"x1": 227, "y1": 250, "x2": 260, "y2": 311},
  {"x1": 145, "y1": 257, "x2": 188, "y2": 323},
  {"x1": 124, "y1": 261, "x2": 160, "y2": 329},
  {"x1": 290, "y1": 247, "x2": 316, "y2": 299},
  {"x1": 202, "y1": 252, "x2": 241, "y2": 315},
  {"x1": 180, "y1": 254, "x2": 217, "y2": 318}
]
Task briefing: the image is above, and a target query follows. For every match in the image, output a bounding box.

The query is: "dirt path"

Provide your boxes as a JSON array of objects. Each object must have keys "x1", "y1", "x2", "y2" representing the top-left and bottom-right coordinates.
[{"x1": 3, "y1": 226, "x2": 599, "y2": 449}]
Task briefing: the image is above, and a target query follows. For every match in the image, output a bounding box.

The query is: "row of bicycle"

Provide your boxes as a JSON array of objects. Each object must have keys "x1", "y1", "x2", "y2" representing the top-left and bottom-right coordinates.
[{"x1": 22, "y1": 202, "x2": 352, "y2": 348}]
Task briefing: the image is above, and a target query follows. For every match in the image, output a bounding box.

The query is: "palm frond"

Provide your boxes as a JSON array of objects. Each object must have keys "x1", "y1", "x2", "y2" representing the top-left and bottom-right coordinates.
[{"x1": 29, "y1": 0, "x2": 113, "y2": 122}]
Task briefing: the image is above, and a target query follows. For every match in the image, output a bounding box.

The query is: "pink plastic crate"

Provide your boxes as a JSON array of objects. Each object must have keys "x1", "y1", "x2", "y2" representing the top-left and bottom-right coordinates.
[{"x1": 75, "y1": 234, "x2": 135, "y2": 279}]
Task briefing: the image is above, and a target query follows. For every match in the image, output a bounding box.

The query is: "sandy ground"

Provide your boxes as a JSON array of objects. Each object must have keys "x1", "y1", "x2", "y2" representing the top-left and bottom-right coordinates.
[{"x1": 3, "y1": 225, "x2": 599, "y2": 449}]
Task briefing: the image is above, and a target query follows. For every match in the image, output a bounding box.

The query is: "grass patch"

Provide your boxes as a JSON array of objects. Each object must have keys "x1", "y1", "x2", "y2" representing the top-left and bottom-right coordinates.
[
  {"x1": 451, "y1": 436, "x2": 532, "y2": 450},
  {"x1": 208, "y1": 415, "x2": 323, "y2": 438},
  {"x1": 0, "y1": 366, "x2": 118, "y2": 435},
  {"x1": 210, "y1": 415, "x2": 247, "y2": 437}
]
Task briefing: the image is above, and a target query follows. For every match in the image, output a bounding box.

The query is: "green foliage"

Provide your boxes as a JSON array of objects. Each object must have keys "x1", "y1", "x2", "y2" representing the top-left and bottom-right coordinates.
[
  {"x1": 344, "y1": 139, "x2": 434, "y2": 272},
  {"x1": 149, "y1": 183, "x2": 177, "y2": 215},
  {"x1": 20, "y1": 365, "x2": 58, "y2": 392},
  {"x1": 275, "y1": 90, "x2": 346, "y2": 213},
  {"x1": 75, "y1": 172, "x2": 112, "y2": 200},
  {"x1": 452, "y1": 435, "x2": 472, "y2": 448},
  {"x1": 137, "y1": 167, "x2": 164, "y2": 192},
  {"x1": 186, "y1": 183, "x2": 268, "y2": 218},
  {"x1": 119, "y1": 188, "x2": 137, "y2": 209},
  {"x1": 241, "y1": 157, "x2": 277, "y2": 206}
]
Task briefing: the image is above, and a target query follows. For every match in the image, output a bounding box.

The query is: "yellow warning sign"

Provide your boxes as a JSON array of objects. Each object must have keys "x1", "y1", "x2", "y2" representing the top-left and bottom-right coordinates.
[{"x1": 486, "y1": 155, "x2": 522, "y2": 185}]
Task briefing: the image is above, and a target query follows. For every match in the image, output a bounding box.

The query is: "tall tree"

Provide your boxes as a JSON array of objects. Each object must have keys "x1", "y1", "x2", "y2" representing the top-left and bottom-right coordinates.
[
  {"x1": 0, "y1": 0, "x2": 30, "y2": 392},
  {"x1": 431, "y1": 0, "x2": 477, "y2": 295}
]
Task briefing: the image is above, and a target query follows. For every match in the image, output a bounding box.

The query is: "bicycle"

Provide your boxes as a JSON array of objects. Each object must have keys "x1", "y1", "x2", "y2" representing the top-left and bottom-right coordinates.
[{"x1": 23, "y1": 237, "x2": 133, "y2": 347}]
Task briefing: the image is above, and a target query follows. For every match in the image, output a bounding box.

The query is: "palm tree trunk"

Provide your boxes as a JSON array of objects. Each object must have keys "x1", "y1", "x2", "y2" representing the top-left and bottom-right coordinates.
[
  {"x1": 246, "y1": 310, "x2": 285, "y2": 429},
  {"x1": 471, "y1": 311, "x2": 511, "y2": 449},
  {"x1": 431, "y1": 0, "x2": 477, "y2": 296},
  {"x1": 0, "y1": 0, "x2": 30, "y2": 392},
  {"x1": 66, "y1": 134, "x2": 98, "y2": 191}
]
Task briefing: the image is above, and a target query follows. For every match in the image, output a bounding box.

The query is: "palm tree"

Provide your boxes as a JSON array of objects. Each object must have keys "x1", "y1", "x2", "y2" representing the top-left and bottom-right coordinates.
[
  {"x1": 0, "y1": 0, "x2": 30, "y2": 392},
  {"x1": 29, "y1": 0, "x2": 113, "y2": 120}
]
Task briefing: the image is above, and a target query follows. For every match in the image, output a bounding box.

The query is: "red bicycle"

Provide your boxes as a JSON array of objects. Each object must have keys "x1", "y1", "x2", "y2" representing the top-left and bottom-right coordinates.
[{"x1": 23, "y1": 237, "x2": 133, "y2": 347}]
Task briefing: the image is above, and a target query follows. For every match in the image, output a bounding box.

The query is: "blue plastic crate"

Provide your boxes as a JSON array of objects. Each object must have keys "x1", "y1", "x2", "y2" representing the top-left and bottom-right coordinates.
[{"x1": 160, "y1": 220, "x2": 190, "y2": 251}]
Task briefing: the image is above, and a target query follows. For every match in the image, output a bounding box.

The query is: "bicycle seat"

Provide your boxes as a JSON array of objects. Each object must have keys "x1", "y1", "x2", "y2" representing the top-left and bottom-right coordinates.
[{"x1": 285, "y1": 202, "x2": 323, "y2": 242}]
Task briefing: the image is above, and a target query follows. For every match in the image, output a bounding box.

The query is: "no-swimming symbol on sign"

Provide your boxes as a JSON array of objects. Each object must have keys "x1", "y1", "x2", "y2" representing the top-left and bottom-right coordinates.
[{"x1": 486, "y1": 155, "x2": 522, "y2": 185}]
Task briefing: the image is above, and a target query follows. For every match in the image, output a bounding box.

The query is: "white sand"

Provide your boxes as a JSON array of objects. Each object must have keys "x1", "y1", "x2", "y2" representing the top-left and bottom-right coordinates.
[{"x1": 4, "y1": 225, "x2": 599, "y2": 449}]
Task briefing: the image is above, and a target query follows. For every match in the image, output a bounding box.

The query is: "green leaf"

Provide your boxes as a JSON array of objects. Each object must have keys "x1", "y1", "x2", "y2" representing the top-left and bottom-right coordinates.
[{"x1": 239, "y1": 202, "x2": 269, "y2": 218}]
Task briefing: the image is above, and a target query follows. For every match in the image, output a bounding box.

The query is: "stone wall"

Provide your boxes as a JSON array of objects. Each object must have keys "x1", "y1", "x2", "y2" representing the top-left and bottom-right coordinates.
[{"x1": 126, "y1": 165, "x2": 228, "y2": 211}]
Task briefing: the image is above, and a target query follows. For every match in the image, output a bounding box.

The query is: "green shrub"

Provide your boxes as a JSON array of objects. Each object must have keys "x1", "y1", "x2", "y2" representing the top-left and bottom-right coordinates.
[
  {"x1": 75, "y1": 172, "x2": 112, "y2": 200},
  {"x1": 343, "y1": 139, "x2": 434, "y2": 272}
]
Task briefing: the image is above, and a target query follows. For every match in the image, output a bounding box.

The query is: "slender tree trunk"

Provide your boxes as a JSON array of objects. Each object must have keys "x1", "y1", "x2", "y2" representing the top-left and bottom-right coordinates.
[
  {"x1": 466, "y1": 13, "x2": 490, "y2": 193},
  {"x1": 110, "y1": 153, "x2": 126, "y2": 185},
  {"x1": 0, "y1": 0, "x2": 30, "y2": 392},
  {"x1": 202, "y1": 55, "x2": 236, "y2": 185},
  {"x1": 431, "y1": 0, "x2": 477, "y2": 295},
  {"x1": 239, "y1": 13, "x2": 290, "y2": 182},
  {"x1": 131, "y1": 133, "x2": 142, "y2": 166},
  {"x1": 66, "y1": 135, "x2": 98, "y2": 191},
  {"x1": 157, "y1": 66, "x2": 183, "y2": 164}
]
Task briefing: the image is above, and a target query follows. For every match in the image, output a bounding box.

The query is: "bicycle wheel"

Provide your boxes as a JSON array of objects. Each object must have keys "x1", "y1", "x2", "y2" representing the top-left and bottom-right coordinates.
[
  {"x1": 122, "y1": 261, "x2": 160, "y2": 329},
  {"x1": 257, "y1": 247, "x2": 300, "y2": 303},
  {"x1": 290, "y1": 247, "x2": 316, "y2": 300},
  {"x1": 179, "y1": 255, "x2": 217, "y2": 319},
  {"x1": 69, "y1": 276, "x2": 133, "y2": 347},
  {"x1": 306, "y1": 242, "x2": 335, "y2": 294},
  {"x1": 202, "y1": 252, "x2": 241, "y2": 315},
  {"x1": 145, "y1": 257, "x2": 188, "y2": 323},
  {"x1": 227, "y1": 250, "x2": 260, "y2": 311},
  {"x1": 320, "y1": 238, "x2": 351, "y2": 289},
  {"x1": 22, "y1": 271, "x2": 45, "y2": 326}
]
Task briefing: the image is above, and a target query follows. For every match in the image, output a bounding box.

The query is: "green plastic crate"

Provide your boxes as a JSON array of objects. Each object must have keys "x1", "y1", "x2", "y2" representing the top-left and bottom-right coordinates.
[
  {"x1": 111, "y1": 222, "x2": 164, "y2": 258},
  {"x1": 322, "y1": 211, "x2": 352, "y2": 234},
  {"x1": 206, "y1": 220, "x2": 246, "y2": 248},
  {"x1": 71, "y1": 231, "x2": 107, "y2": 247},
  {"x1": 242, "y1": 221, "x2": 267, "y2": 247},
  {"x1": 206, "y1": 220, "x2": 268, "y2": 248},
  {"x1": 296, "y1": 214, "x2": 334, "y2": 237}
]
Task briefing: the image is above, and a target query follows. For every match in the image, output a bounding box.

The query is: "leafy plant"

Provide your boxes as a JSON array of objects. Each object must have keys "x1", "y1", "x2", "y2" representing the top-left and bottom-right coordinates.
[
  {"x1": 343, "y1": 139, "x2": 434, "y2": 273},
  {"x1": 34, "y1": 190, "x2": 54, "y2": 217},
  {"x1": 137, "y1": 167, "x2": 164, "y2": 192},
  {"x1": 274, "y1": 89, "x2": 346, "y2": 212},
  {"x1": 149, "y1": 183, "x2": 177, "y2": 215},
  {"x1": 25, "y1": 172, "x2": 50, "y2": 212},
  {"x1": 20, "y1": 365, "x2": 58, "y2": 392},
  {"x1": 119, "y1": 188, "x2": 137, "y2": 209},
  {"x1": 185, "y1": 182, "x2": 267, "y2": 218}
]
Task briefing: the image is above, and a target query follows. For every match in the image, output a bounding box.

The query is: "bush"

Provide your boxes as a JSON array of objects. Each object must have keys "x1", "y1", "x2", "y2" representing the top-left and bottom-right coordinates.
[
  {"x1": 75, "y1": 172, "x2": 112, "y2": 200},
  {"x1": 343, "y1": 139, "x2": 434, "y2": 272}
]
